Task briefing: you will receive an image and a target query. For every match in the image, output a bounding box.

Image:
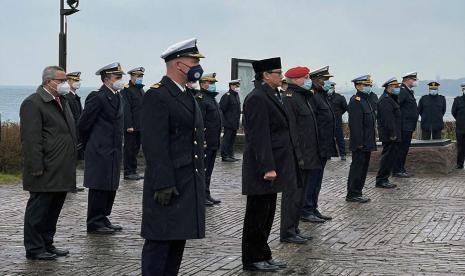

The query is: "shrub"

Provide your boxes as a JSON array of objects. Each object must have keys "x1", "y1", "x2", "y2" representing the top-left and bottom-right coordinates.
[{"x1": 0, "y1": 121, "x2": 22, "y2": 173}]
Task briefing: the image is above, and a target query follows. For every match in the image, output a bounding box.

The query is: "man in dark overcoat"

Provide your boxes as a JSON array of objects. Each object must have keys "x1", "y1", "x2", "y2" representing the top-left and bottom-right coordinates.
[
  {"x1": 21, "y1": 66, "x2": 77, "y2": 260},
  {"x1": 219, "y1": 79, "x2": 242, "y2": 162},
  {"x1": 78, "y1": 62, "x2": 125, "y2": 235}
]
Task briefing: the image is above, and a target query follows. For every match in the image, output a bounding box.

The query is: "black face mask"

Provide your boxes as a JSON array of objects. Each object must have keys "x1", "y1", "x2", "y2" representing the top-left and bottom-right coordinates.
[{"x1": 179, "y1": 62, "x2": 204, "y2": 82}]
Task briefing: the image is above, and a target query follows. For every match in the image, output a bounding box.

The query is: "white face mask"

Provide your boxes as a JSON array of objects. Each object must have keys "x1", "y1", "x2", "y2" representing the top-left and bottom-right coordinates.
[
  {"x1": 54, "y1": 81, "x2": 70, "y2": 95},
  {"x1": 72, "y1": 81, "x2": 81, "y2": 90},
  {"x1": 234, "y1": 87, "x2": 241, "y2": 93},
  {"x1": 411, "y1": 80, "x2": 418, "y2": 87},
  {"x1": 112, "y1": 79, "x2": 125, "y2": 91},
  {"x1": 191, "y1": 82, "x2": 200, "y2": 90}
]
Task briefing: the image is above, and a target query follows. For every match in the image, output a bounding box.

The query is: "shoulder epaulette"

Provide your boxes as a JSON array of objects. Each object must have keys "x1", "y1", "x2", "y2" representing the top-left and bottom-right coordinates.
[
  {"x1": 123, "y1": 84, "x2": 129, "y2": 89},
  {"x1": 285, "y1": 92, "x2": 292, "y2": 97},
  {"x1": 150, "y1": 82, "x2": 162, "y2": 89},
  {"x1": 355, "y1": 96, "x2": 361, "y2": 101},
  {"x1": 226, "y1": 92, "x2": 231, "y2": 96},
  {"x1": 195, "y1": 94, "x2": 203, "y2": 99}
]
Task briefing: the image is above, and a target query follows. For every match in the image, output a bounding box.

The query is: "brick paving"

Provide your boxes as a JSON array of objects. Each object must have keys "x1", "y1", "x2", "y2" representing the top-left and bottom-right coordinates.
[{"x1": 2, "y1": 155, "x2": 465, "y2": 275}]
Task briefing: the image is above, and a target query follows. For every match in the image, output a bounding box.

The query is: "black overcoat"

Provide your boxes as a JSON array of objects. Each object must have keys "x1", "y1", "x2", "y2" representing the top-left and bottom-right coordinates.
[
  {"x1": 195, "y1": 89, "x2": 222, "y2": 150},
  {"x1": 418, "y1": 94, "x2": 446, "y2": 132},
  {"x1": 377, "y1": 92, "x2": 402, "y2": 143},
  {"x1": 348, "y1": 91, "x2": 377, "y2": 152},
  {"x1": 219, "y1": 89, "x2": 241, "y2": 130},
  {"x1": 310, "y1": 88, "x2": 338, "y2": 158},
  {"x1": 452, "y1": 95, "x2": 465, "y2": 134}
]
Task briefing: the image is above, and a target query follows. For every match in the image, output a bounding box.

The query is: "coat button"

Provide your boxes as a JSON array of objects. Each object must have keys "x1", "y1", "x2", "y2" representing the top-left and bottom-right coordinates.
[
  {"x1": 194, "y1": 128, "x2": 197, "y2": 132},
  {"x1": 194, "y1": 141, "x2": 197, "y2": 145},
  {"x1": 204, "y1": 154, "x2": 207, "y2": 158},
  {"x1": 195, "y1": 155, "x2": 198, "y2": 159},
  {"x1": 195, "y1": 169, "x2": 199, "y2": 173}
]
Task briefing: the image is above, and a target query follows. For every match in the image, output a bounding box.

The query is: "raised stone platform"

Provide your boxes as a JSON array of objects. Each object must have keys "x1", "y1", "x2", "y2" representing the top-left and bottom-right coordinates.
[{"x1": 368, "y1": 139, "x2": 456, "y2": 175}]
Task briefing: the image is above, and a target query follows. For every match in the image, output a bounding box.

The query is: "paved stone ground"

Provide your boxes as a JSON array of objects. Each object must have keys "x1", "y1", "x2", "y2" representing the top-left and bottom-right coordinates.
[{"x1": 2, "y1": 155, "x2": 465, "y2": 275}]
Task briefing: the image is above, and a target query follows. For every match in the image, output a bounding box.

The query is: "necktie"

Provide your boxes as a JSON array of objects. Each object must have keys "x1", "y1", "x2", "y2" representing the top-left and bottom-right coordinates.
[{"x1": 54, "y1": 96, "x2": 63, "y2": 110}]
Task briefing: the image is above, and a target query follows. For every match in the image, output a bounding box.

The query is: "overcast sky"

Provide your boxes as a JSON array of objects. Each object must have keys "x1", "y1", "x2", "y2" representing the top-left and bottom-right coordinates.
[{"x1": 1, "y1": 0, "x2": 465, "y2": 90}]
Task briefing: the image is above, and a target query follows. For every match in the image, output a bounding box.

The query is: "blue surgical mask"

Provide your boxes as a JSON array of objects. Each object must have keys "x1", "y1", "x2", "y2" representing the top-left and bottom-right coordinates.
[
  {"x1": 361, "y1": 86, "x2": 372, "y2": 94},
  {"x1": 392, "y1": 87, "x2": 401, "y2": 95},
  {"x1": 301, "y1": 79, "x2": 312, "y2": 90},
  {"x1": 429, "y1": 89, "x2": 438, "y2": 95},
  {"x1": 183, "y1": 64, "x2": 204, "y2": 82},
  {"x1": 207, "y1": 84, "x2": 216, "y2": 92},
  {"x1": 323, "y1": 80, "x2": 332, "y2": 91},
  {"x1": 134, "y1": 77, "x2": 143, "y2": 86}
]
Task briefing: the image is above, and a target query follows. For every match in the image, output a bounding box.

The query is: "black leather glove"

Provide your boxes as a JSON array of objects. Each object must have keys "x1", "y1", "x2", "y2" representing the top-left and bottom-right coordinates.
[{"x1": 154, "y1": 187, "x2": 179, "y2": 206}]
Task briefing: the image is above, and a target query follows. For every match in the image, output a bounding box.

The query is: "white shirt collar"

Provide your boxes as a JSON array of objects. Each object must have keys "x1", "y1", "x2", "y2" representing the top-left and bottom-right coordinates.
[
  {"x1": 105, "y1": 84, "x2": 117, "y2": 94},
  {"x1": 172, "y1": 79, "x2": 186, "y2": 92}
]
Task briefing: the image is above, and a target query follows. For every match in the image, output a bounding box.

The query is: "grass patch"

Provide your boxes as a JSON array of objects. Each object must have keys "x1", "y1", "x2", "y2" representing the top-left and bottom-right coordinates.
[{"x1": 0, "y1": 173, "x2": 21, "y2": 184}]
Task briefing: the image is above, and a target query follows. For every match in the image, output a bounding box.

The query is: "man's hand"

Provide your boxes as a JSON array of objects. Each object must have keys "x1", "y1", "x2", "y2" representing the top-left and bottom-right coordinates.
[
  {"x1": 31, "y1": 170, "x2": 43, "y2": 176},
  {"x1": 154, "y1": 187, "x2": 179, "y2": 206},
  {"x1": 264, "y1": 170, "x2": 277, "y2": 181},
  {"x1": 127, "y1": 128, "x2": 135, "y2": 133}
]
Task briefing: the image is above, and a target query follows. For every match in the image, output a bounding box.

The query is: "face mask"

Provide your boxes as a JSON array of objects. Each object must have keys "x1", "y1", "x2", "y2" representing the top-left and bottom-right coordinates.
[
  {"x1": 134, "y1": 77, "x2": 143, "y2": 86},
  {"x1": 191, "y1": 82, "x2": 200, "y2": 90},
  {"x1": 180, "y1": 63, "x2": 204, "y2": 82},
  {"x1": 112, "y1": 79, "x2": 125, "y2": 91},
  {"x1": 392, "y1": 87, "x2": 401, "y2": 95},
  {"x1": 411, "y1": 81, "x2": 418, "y2": 87},
  {"x1": 207, "y1": 84, "x2": 216, "y2": 92},
  {"x1": 429, "y1": 89, "x2": 438, "y2": 95},
  {"x1": 322, "y1": 80, "x2": 332, "y2": 91},
  {"x1": 328, "y1": 88, "x2": 335, "y2": 94},
  {"x1": 301, "y1": 79, "x2": 313, "y2": 90},
  {"x1": 56, "y1": 81, "x2": 70, "y2": 95},
  {"x1": 233, "y1": 87, "x2": 241, "y2": 93},
  {"x1": 361, "y1": 86, "x2": 371, "y2": 94},
  {"x1": 72, "y1": 81, "x2": 81, "y2": 90}
]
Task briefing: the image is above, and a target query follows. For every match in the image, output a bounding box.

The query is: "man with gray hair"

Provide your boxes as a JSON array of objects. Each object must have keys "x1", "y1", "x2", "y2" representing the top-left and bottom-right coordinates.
[{"x1": 20, "y1": 66, "x2": 77, "y2": 260}]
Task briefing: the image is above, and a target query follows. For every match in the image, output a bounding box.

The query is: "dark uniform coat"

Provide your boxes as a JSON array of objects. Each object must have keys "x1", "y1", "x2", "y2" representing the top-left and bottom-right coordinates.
[
  {"x1": 141, "y1": 76, "x2": 206, "y2": 240},
  {"x1": 242, "y1": 81, "x2": 297, "y2": 195},
  {"x1": 398, "y1": 84, "x2": 419, "y2": 132},
  {"x1": 328, "y1": 92, "x2": 347, "y2": 122},
  {"x1": 78, "y1": 84, "x2": 124, "y2": 191},
  {"x1": 219, "y1": 89, "x2": 241, "y2": 130},
  {"x1": 196, "y1": 89, "x2": 222, "y2": 150},
  {"x1": 283, "y1": 84, "x2": 322, "y2": 170},
  {"x1": 20, "y1": 86, "x2": 77, "y2": 192},
  {"x1": 418, "y1": 94, "x2": 446, "y2": 132},
  {"x1": 120, "y1": 82, "x2": 145, "y2": 131},
  {"x1": 368, "y1": 92, "x2": 379, "y2": 115},
  {"x1": 348, "y1": 91, "x2": 377, "y2": 152},
  {"x1": 311, "y1": 87, "x2": 338, "y2": 158},
  {"x1": 64, "y1": 91, "x2": 84, "y2": 159},
  {"x1": 452, "y1": 95, "x2": 465, "y2": 134},
  {"x1": 377, "y1": 92, "x2": 402, "y2": 143}
]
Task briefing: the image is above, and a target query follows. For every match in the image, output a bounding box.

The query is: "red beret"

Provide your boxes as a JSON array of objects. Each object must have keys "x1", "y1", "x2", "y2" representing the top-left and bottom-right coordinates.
[{"x1": 285, "y1": 66, "x2": 310, "y2": 78}]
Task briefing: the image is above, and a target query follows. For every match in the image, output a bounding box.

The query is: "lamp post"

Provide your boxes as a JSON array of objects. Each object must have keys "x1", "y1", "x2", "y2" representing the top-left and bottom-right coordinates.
[{"x1": 59, "y1": 0, "x2": 80, "y2": 71}]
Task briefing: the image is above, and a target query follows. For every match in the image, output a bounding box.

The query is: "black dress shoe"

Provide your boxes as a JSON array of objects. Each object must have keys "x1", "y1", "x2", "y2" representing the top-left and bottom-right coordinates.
[
  {"x1": 26, "y1": 252, "x2": 57, "y2": 260},
  {"x1": 301, "y1": 214, "x2": 325, "y2": 223},
  {"x1": 392, "y1": 172, "x2": 410, "y2": 178},
  {"x1": 243, "y1": 261, "x2": 279, "y2": 272},
  {"x1": 87, "y1": 226, "x2": 115, "y2": 234},
  {"x1": 376, "y1": 182, "x2": 397, "y2": 189},
  {"x1": 71, "y1": 187, "x2": 85, "y2": 193},
  {"x1": 315, "y1": 210, "x2": 332, "y2": 220},
  {"x1": 346, "y1": 196, "x2": 371, "y2": 203},
  {"x1": 296, "y1": 233, "x2": 313, "y2": 240},
  {"x1": 266, "y1": 259, "x2": 287, "y2": 268},
  {"x1": 340, "y1": 156, "x2": 347, "y2": 161},
  {"x1": 456, "y1": 165, "x2": 464, "y2": 169},
  {"x1": 222, "y1": 157, "x2": 236, "y2": 162},
  {"x1": 206, "y1": 195, "x2": 221, "y2": 204},
  {"x1": 107, "y1": 224, "x2": 123, "y2": 231},
  {"x1": 205, "y1": 199, "x2": 214, "y2": 207},
  {"x1": 46, "y1": 246, "x2": 69, "y2": 256},
  {"x1": 232, "y1": 157, "x2": 241, "y2": 161},
  {"x1": 124, "y1": 174, "x2": 142, "y2": 180},
  {"x1": 280, "y1": 235, "x2": 307, "y2": 244}
]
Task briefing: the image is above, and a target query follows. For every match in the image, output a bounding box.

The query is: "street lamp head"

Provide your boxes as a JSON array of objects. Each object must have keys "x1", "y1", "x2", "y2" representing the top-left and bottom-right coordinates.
[{"x1": 67, "y1": 0, "x2": 79, "y2": 9}]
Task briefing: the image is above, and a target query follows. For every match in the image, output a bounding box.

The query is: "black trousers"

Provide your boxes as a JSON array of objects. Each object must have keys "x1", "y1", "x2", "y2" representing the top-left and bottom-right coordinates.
[
  {"x1": 393, "y1": 131, "x2": 413, "y2": 174},
  {"x1": 242, "y1": 193, "x2": 277, "y2": 264},
  {"x1": 124, "y1": 131, "x2": 141, "y2": 175},
  {"x1": 347, "y1": 150, "x2": 371, "y2": 198},
  {"x1": 335, "y1": 119, "x2": 346, "y2": 156},
  {"x1": 221, "y1": 128, "x2": 237, "y2": 158},
  {"x1": 87, "y1": 189, "x2": 117, "y2": 230},
  {"x1": 280, "y1": 171, "x2": 307, "y2": 239},
  {"x1": 204, "y1": 148, "x2": 217, "y2": 195},
  {"x1": 301, "y1": 158, "x2": 327, "y2": 216},
  {"x1": 376, "y1": 142, "x2": 399, "y2": 185},
  {"x1": 421, "y1": 128, "x2": 442, "y2": 140},
  {"x1": 457, "y1": 132, "x2": 465, "y2": 167},
  {"x1": 24, "y1": 192, "x2": 67, "y2": 255},
  {"x1": 142, "y1": 239, "x2": 186, "y2": 276}
]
